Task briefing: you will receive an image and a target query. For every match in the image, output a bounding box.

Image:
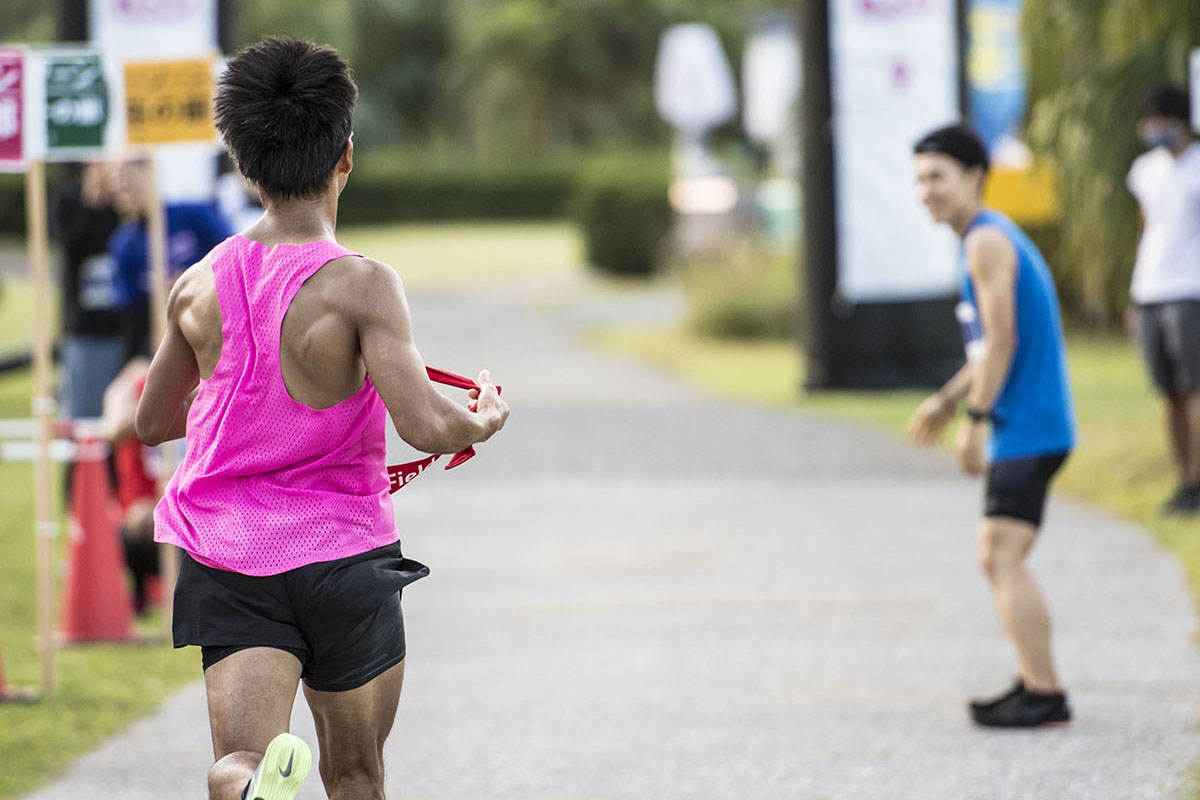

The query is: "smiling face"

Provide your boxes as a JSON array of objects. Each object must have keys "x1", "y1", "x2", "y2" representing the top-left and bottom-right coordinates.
[{"x1": 914, "y1": 152, "x2": 984, "y2": 231}]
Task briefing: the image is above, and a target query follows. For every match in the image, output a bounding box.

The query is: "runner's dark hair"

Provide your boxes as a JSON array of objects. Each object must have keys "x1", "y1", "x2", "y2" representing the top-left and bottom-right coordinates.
[
  {"x1": 913, "y1": 123, "x2": 990, "y2": 174},
  {"x1": 1138, "y1": 84, "x2": 1190, "y2": 124},
  {"x1": 214, "y1": 36, "x2": 357, "y2": 201}
]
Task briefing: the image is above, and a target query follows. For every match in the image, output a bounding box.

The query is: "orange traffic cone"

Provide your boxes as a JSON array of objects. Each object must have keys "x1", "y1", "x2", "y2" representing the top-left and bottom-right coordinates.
[{"x1": 59, "y1": 441, "x2": 134, "y2": 643}]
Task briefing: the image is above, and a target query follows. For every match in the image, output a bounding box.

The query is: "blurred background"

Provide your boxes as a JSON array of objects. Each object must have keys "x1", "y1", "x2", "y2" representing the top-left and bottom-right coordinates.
[
  {"x1": 1, "y1": 3, "x2": 1200, "y2": 798},
  {"x1": 0, "y1": 0, "x2": 1197, "y2": 335}
]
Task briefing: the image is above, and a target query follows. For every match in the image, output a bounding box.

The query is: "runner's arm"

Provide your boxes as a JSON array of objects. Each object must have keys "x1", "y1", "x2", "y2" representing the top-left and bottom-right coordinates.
[
  {"x1": 936, "y1": 362, "x2": 975, "y2": 408},
  {"x1": 135, "y1": 282, "x2": 201, "y2": 445},
  {"x1": 963, "y1": 226, "x2": 1017, "y2": 415},
  {"x1": 354, "y1": 259, "x2": 508, "y2": 454}
]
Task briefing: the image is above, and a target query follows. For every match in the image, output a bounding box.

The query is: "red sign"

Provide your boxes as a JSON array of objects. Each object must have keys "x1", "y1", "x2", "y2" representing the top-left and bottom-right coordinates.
[{"x1": 0, "y1": 50, "x2": 23, "y2": 164}]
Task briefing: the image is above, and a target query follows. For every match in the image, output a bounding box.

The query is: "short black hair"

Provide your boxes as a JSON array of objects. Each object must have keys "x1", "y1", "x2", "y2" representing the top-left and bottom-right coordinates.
[
  {"x1": 913, "y1": 124, "x2": 989, "y2": 174},
  {"x1": 214, "y1": 37, "x2": 357, "y2": 201},
  {"x1": 1139, "y1": 84, "x2": 1190, "y2": 124}
]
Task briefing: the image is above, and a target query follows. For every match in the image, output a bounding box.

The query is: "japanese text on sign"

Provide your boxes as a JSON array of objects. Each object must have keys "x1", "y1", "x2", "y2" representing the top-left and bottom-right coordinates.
[
  {"x1": 47, "y1": 54, "x2": 109, "y2": 151},
  {"x1": 0, "y1": 50, "x2": 24, "y2": 163},
  {"x1": 124, "y1": 58, "x2": 215, "y2": 145}
]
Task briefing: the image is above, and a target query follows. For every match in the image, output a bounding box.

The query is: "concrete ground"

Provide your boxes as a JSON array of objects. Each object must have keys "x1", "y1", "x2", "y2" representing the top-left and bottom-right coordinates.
[{"x1": 23, "y1": 274, "x2": 1200, "y2": 799}]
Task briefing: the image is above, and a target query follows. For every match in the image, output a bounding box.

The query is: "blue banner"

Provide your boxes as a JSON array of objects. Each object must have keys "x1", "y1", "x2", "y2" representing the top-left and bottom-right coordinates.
[{"x1": 967, "y1": 0, "x2": 1025, "y2": 153}]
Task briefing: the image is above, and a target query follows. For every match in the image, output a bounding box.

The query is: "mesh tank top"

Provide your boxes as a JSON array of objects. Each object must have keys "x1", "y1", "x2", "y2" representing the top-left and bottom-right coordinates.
[{"x1": 154, "y1": 235, "x2": 398, "y2": 575}]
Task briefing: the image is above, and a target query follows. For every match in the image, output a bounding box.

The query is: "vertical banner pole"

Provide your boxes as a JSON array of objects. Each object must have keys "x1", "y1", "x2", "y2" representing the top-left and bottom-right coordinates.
[
  {"x1": 144, "y1": 157, "x2": 179, "y2": 637},
  {"x1": 26, "y1": 159, "x2": 57, "y2": 696},
  {"x1": 798, "y1": 0, "x2": 838, "y2": 390}
]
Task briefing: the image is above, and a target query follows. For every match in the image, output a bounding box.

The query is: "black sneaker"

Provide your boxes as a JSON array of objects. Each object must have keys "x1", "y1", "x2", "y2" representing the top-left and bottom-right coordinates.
[
  {"x1": 971, "y1": 688, "x2": 1071, "y2": 728},
  {"x1": 1162, "y1": 483, "x2": 1200, "y2": 516},
  {"x1": 968, "y1": 679, "x2": 1024, "y2": 713}
]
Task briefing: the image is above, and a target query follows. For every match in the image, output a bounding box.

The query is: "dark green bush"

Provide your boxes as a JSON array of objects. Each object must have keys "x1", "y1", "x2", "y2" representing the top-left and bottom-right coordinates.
[
  {"x1": 339, "y1": 159, "x2": 574, "y2": 224},
  {"x1": 0, "y1": 174, "x2": 26, "y2": 237},
  {"x1": 0, "y1": 157, "x2": 575, "y2": 237},
  {"x1": 570, "y1": 154, "x2": 671, "y2": 277}
]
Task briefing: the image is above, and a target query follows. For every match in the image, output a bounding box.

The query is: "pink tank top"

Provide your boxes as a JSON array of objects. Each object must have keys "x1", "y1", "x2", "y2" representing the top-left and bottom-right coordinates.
[{"x1": 154, "y1": 235, "x2": 398, "y2": 576}]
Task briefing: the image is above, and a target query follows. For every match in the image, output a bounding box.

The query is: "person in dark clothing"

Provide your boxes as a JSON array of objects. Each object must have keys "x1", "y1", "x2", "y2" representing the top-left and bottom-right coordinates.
[
  {"x1": 109, "y1": 159, "x2": 234, "y2": 360},
  {"x1": 53, "y1": 160, "x2": 124, "y2": 419}
]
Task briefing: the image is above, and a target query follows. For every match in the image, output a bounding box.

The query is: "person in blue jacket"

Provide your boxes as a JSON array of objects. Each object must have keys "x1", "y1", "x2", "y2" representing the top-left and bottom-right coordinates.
[
  {"x1": 907, "y1": 124, "x2": 1076, "y2": 728},
  {"x1": 109, "y1": 158, "x2": 234, "y2": 360}
]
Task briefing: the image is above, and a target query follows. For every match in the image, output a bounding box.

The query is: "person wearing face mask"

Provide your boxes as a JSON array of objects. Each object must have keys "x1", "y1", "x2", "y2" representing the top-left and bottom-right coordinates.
[{"x1": 1127, "y1": 84, "x2": 1200, "y2": 516}]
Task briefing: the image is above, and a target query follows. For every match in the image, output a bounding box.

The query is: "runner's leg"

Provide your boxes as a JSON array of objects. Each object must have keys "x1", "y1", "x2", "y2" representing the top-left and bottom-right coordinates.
[
  {"x1": 1166, "y1": 392, "x2": 1191, "y2": 481},
  {"x1": 303, "y1": 659, "x2": 405, "y2": 800},
  {"x1": 205, "y1": 647, "x2": 304, "y2": 799},
  {"x1": 1184, "y1": 392, "x2": 1200, "y2": 484},
  {"x1": 978, "y1": 517, "x2": 1059, "y2": 693}
]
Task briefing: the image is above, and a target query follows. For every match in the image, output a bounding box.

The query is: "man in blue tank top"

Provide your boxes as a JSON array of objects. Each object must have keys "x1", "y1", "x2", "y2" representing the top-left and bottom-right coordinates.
[{"x1": 907, "y1": 124, "x2": 1076, "y2": 728}]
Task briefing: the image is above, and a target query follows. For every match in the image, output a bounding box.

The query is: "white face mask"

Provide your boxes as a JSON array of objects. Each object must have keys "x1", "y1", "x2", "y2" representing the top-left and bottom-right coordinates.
[{"x1": 1140, "y1": 123, "x2": 1186, "y2": 151}]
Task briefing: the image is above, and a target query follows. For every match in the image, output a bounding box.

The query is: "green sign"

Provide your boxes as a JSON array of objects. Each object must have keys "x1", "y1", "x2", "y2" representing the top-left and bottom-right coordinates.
[{"x1": 46, "y1": 53, "x2": 108, "y2": 151}]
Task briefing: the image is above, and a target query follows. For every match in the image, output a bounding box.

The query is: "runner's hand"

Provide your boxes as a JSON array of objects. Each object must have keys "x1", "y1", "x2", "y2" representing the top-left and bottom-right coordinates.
[
  {"x1": 472, "y1": 369, "x2": 509, "y2": 439},
  {"x1": 907, "y1": 394, "x2": 953, "y2": 446}
]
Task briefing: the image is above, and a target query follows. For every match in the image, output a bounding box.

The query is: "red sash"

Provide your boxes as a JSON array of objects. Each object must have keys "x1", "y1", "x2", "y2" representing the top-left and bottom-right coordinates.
[{"x1": 386, "y1": 367, "x2": 501, "y2": 493}]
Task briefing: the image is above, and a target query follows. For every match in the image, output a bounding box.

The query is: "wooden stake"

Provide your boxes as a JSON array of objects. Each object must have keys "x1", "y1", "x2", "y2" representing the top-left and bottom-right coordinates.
[
  {"x1": 26, "y1": 159, "x2": 56, "y2": 696},
  {"x1": 144, "y1": 156, "x2": 180, "y2": 636}
]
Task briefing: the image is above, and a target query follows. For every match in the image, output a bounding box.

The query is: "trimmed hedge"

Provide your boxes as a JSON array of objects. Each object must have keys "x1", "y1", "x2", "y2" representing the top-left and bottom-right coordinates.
[
  {"x1": 0, "y1": 174, "x2": 25, "y2": 237},
  {"x1": 339, "y1": 161, "x2": 574, "y2": 224},
  {"x1": 570, "y1": 153, "x2": 671, "y2": 277},
  {"x1": 0, "y1": 160, "x2": 576, "y2": 236},
  {"x1": 0, "y1": 153, "x2": 678, "y2": 283}
]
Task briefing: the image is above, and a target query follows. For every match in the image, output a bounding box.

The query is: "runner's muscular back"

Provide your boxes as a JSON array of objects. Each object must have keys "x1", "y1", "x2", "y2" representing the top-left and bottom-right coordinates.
[
  {"x1": 147, "y1": 225, "x2": 507, "y2": 453},
  {"x1": 173, "y1": 244, "x2": 368, "y2": 409}
]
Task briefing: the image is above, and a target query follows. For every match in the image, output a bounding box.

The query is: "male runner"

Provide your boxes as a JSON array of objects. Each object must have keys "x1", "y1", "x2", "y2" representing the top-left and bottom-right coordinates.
[
  {"x1": 136, "y1": 37, "x2": 509, "y2": 799},
  {"x1": 907, "y1": 124, "x2": 1075, "y2": 728}
]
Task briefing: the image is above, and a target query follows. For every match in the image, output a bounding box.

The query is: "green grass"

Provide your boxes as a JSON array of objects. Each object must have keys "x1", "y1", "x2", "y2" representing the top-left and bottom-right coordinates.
[
  {"x1": 0, "y1": 278, "x2": 41, "y2": 353},
  {"x1": 338, "y1": 221, "x2": 582, "y2": 290},
  {"x1": 0, "y1": 368, "x2": 197, "y2": 799},
  {"x1": 591, "y1": 324, "x2": 1200, "y2": 600}
]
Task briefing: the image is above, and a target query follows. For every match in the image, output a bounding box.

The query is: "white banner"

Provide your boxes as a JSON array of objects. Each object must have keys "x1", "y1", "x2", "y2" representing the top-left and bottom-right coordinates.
[
  {"x1": 90, "y1": 0, "x2": 219, "y2": 201},
  {"x1": 831, "y1": 0, "x2": 960, "y2": 302},
  {"x1": 90, "y1": 0, "x2": 217, "y2": 60}
]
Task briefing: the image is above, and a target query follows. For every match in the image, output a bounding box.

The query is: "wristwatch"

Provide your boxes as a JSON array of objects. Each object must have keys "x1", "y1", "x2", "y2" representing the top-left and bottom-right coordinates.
[{"x1": 965, "y1": 406, "x2": 991, "y2": 423}]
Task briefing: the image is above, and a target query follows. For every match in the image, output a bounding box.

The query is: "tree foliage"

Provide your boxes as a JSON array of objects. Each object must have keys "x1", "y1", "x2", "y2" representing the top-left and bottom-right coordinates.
[
  {"x1": 1023, "y1": 0, "x2": 1200, "y2": 326},
  {"x1": 445, "y1": 0, "x2": 777, "y2": 153}
]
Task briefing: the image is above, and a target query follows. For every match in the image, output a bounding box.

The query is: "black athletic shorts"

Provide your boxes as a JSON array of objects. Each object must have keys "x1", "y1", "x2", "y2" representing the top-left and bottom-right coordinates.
[
  {"x1": 172, "y1": 543, "x2": 429, "y2": 692},
  {"x1": 1136, "y1": 301, "x2": 1200, "y2": 394},
  {"x1": 984, "y1": 451, "x2": 1069, "y2": 528}
]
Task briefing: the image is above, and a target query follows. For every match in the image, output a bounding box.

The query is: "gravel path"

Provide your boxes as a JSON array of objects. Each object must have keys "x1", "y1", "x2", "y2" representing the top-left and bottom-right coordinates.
[{"x1": 23, "y1": 276, "x2": 1200, "y2": 800}]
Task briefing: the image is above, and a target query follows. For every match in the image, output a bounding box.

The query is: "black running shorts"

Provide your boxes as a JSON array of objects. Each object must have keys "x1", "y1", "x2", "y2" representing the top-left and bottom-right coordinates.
[
  {"x1": 172, "y1": 543, "x2": 429, "y2": 692},
  {"x1": 984, "y1": 451, "x2": 1069, "y2": 528},
  {"x1": 1136, "y1": 301, "x2": 1200, "y2": 395}
]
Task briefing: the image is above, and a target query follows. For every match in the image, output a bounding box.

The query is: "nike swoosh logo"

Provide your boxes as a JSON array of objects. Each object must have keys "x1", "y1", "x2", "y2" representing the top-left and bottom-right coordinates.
[{"x1": 279, "y1": 751, "x2": 294, "y2": 778}]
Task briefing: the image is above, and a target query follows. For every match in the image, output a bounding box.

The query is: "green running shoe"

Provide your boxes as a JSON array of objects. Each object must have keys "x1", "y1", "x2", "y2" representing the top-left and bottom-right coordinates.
[{"x1": 243, "y1": 733, "x2": 311, "y2": 800}]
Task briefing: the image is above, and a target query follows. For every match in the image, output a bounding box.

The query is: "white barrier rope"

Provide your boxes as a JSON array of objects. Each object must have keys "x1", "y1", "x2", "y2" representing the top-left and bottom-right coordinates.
[{"x1": 0, "y1": 418, "x2": 107, "y2": 442}]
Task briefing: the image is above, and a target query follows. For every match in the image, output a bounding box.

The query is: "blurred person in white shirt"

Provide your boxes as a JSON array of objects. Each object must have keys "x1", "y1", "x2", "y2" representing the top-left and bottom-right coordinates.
[{"x1": 1127, "y1": 84, "x2": 1200, "y2": 516}]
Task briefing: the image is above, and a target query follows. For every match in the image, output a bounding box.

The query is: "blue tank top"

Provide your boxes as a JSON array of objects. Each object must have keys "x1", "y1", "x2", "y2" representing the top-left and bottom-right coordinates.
[{"x1": 959, "y1": 210, "x2": 1075, "y2": 461}]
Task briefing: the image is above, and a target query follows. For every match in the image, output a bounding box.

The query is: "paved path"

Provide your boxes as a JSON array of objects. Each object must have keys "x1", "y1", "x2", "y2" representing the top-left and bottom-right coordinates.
[{"x1": 25, "y1": 275, "x2": 1200, "y2": 799}]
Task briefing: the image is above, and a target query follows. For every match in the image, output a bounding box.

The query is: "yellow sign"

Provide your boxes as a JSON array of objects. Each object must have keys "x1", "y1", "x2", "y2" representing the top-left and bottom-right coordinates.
[
  {"x1": 984, "y1": 164, "x2": 1061, "y2": 226},
  {"x1": 124, "y1": 58, "x2": 215, "y2": 146}
]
